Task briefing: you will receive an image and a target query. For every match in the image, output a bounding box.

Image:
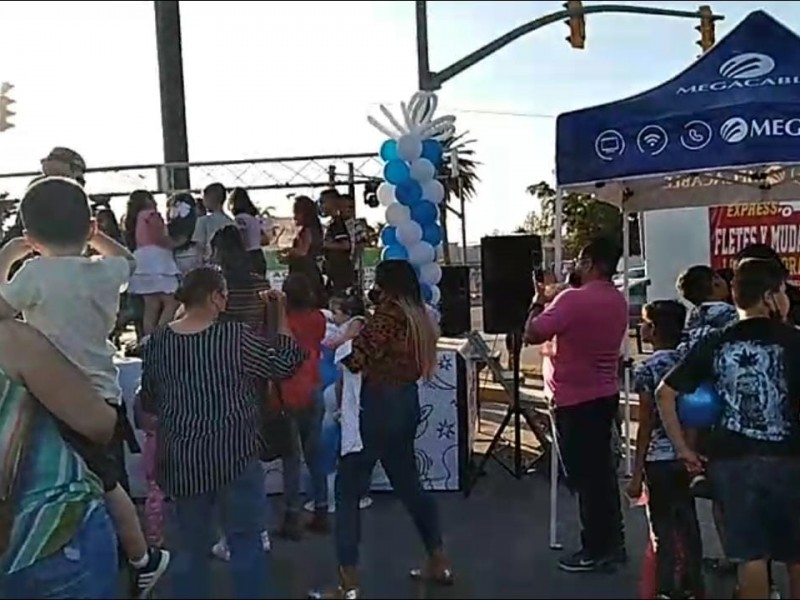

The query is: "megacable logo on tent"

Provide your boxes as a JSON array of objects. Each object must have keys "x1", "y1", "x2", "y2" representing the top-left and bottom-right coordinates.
[
  {"x1": 720, "y1": 116, "x2": 800, "y2": 144},
  {"x1": 677, "y1": 52, "x2": 800, "y2": 94},
  {"x1": 718, "y1": 53, "x2": 776, "y2": 79}
]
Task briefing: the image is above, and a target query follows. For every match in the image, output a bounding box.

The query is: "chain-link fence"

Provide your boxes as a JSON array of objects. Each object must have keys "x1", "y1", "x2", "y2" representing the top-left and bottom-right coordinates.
[{"x1": 0, "y1": 152, "x2": 384, "y2": 201}]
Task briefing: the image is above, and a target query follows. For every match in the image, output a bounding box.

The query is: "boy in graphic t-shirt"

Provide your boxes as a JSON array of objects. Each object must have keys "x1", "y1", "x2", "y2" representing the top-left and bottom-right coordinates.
[{"x1": 658, "y1": 258, "x2": 800, "y2": 600}]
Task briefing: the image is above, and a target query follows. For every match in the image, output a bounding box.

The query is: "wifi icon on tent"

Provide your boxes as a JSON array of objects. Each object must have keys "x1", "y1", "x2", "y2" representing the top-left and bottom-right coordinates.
[{"x1": 636, "y1": 125, "x2": 669, "y2": 156}]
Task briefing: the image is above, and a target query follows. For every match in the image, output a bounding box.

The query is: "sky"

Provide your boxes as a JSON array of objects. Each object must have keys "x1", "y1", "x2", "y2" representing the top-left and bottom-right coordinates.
[{"x1": 1, "y1": 0, "x2": 800, "y2": 243}]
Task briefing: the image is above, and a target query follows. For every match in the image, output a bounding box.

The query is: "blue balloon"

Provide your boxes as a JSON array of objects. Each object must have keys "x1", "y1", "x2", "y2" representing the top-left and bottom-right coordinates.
[
  {"x1": 380, "y1": 226, "x2": 398, "y2": 247},
  {"x1": 395, "y1": 180, "x2": 423, "y2": 206},
  {"x1": 380, "y1": 139, "x2": 398, "y2": 162},
  {"x1": 411, "y1": 200, "x2": 437, "y2": 226},
  {"x1": 384, "y1": 160, "x2": 410, "y2": 185},
  {"x1": 421, "y1": 283, "x2": 433, "y2": 303},
  {"x1": 381, "y1": 244, "x2": 409, "y2": 261},
  {"x1": 422, "y1": 223, "x2": 443, "y2": 246},
  {"x1": 678, "y1": 382, "x2": 722, "y2": 428},
  {"x1": 421, "y1": 139, "x2": 444, "y2": 166}
]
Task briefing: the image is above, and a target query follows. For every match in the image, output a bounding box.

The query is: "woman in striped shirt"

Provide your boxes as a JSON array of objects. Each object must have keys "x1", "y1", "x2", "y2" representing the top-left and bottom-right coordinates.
[
  {"x1": 0, "y1": 320, "x2": 118, "y2": 598},
  {"x1": 212, "y1": 225, "x2": 270, "y2": 330},
  {"x1": 138, "y1": 267, "x2": 304, "y2": 599}
]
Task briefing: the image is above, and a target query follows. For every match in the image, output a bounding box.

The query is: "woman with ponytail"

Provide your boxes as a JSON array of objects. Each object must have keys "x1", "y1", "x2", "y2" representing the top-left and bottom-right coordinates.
[{"x1": 312, "y1": 259, "x2": 451, "y2": 599}]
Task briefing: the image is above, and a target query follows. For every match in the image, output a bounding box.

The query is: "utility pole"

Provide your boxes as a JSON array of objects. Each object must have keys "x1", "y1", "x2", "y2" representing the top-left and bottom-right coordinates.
[
  {"x1": 415, "y1": 1, "x2": 723, "y2": 91},
  {"x1": 154, "y1": 0, "x2": 190, "y2": 192}
]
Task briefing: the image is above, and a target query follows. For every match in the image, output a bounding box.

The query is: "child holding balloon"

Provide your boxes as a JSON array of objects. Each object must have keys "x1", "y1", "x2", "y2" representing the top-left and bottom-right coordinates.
[
  {"x1": 658, "y1": 258, "x2": 800, "y2": 600},
  {"x1": 627, "y1": 300, "x2": 704, "y2": 600}
]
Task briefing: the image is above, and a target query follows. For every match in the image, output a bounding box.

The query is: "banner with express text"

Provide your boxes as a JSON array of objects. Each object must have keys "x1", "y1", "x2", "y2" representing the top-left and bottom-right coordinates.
[{"x1": 709, "y1": 203, "x2": 800, "y2": 280}]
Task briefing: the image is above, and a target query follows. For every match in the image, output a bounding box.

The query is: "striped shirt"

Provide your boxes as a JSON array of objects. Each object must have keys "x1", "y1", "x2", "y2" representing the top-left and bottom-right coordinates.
[
  {"x1": 223, "y1": 271, "x2": 270, "y2": 331},
  {"x1": 139, "y1": 321, "x2": 303, "y2": 498},
  {"x1": 0, "y1": 369, "x2": 104, "y2": 574}
]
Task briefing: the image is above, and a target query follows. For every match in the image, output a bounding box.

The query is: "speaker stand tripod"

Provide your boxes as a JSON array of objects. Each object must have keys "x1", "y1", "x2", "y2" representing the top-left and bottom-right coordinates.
[{"x1": 466, "y1": 332, "x2": 550, "y2": 495}]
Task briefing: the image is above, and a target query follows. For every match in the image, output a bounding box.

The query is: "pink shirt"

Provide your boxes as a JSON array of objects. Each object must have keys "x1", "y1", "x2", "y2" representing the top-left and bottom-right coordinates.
[
  {"x1": 526, "y1": 280, "x2": 627, "y2": 407},
  {"x1": 135, "y1": 208, "x2": 170, "y2": 249}
]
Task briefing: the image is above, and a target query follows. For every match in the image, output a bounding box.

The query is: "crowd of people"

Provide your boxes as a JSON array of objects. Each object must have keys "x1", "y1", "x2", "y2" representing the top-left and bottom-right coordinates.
[
  {"x1": 2, "y1": 144, "x2": 800, "y2": 600},
  {"x1": 0, "y1": 147, "x2": 448, "y2": 600},
  {"x1": 525, "y1": 238, "x2": 800, "y2": 600}
]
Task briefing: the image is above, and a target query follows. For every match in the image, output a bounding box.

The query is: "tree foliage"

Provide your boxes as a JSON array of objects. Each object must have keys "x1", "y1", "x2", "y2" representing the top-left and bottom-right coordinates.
[
  {"x1": 523, "y1": 181, "x2": 640, "y2": 258},
  {"x1": 440, "y1": 132, "x2": 480, "y2": 264}
]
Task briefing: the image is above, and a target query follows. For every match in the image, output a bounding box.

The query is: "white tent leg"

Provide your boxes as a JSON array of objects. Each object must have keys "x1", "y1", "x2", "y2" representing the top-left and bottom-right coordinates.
[
  {"x1": 622, "y1": 211, "x2": 632, "y2": 477},
  {"x1": 554, "y1": 188, "x2": 564, "y2": 279},
  {"x1": 549, "y1": 405, "x2": 562, "y2": 550}
]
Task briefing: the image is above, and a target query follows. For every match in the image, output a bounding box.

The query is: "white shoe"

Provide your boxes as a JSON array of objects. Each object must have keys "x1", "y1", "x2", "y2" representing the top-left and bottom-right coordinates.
[
  {"x1": 211, "y1": 539, "x2": 230, "y2": 561},
  {"x1": 359, "y1": 497, "x2": 373, "y2": 509},
  {"x1": 261, "y1": 530, "x2": 271, "y2": 552}
]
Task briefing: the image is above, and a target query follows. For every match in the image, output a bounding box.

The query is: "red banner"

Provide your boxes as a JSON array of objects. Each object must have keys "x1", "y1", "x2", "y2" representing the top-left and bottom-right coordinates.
[{"x1": 709, "y1": 203, "x2": 800, "y2": 279}]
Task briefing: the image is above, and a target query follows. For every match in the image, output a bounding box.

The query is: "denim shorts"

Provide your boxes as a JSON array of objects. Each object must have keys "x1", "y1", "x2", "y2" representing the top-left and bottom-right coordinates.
[{"x1": 710, "y1": 455, "x2": 800, "y2": 563}]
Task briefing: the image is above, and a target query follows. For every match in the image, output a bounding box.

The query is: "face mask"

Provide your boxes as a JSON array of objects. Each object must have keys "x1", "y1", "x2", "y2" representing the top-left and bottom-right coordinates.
[{"x1": 367, "y1": 288, "x2": 382, "y2": 306}]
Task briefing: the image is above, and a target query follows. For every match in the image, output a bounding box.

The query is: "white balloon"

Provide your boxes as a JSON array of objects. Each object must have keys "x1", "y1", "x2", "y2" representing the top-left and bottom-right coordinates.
[
  {"x1": 397, "y1": 220, "x2": 423, "y2": 247},
  {"x1": 422, "y1": 179, "x2": 445, "y2": 205},
  {"x1": 397, "y1": 133, "x2": 423, "y2": 162},
  {"x1": 408, "y1": 241, "x2": 436, "y2": 266},
  {"x1": 377, "y1": 183, "x2": 396, "y2": 207},
  {"x1": 410, "y1": 158, "x2": 436, "y2": 183},
  {"x1": 385, "y1": 202, "x2": 411, "y2": 226},
  {"x1": 429, "y1": 285, "x2": 441, "y2": 305},
  {"x1": 419, "y1": 262, "x2": 442, "y2": 286}
]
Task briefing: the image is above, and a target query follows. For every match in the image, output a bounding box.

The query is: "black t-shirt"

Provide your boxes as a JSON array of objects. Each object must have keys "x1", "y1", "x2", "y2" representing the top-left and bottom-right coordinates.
[
  {"x1": 323, "y1": 216, "x2": 352, "y2": 280},
  {"x1": 664, "y1": 317, "x2": 800, "y2": 458}
]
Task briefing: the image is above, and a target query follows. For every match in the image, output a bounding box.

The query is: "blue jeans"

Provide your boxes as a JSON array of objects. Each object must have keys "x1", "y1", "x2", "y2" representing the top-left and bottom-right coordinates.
[
  {"x1": 335, "y1": 381, "x2": 442, "y2": 567},
  {"x1": 282, "y1": 391, "x2": 328, "y2": 512},
  {"x1": 172, "y1": 460, "x2": 268, "y2": 599},
  {"x1": 3, "y1": 504, "x2": 118, "y2": 599}
]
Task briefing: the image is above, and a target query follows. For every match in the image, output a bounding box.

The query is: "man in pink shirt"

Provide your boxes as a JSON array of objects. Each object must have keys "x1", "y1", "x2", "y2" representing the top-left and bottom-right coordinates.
[{"x1": 525, "y1": 237, "x2": 628, "y2": 573}]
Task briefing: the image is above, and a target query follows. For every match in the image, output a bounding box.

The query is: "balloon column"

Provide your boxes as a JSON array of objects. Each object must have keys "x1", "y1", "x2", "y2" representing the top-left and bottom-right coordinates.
[{"x1": 368, "y1": 92, "x2": 456, "y2": 320}]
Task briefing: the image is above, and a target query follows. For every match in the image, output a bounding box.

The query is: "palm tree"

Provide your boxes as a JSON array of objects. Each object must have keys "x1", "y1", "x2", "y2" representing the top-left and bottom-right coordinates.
[{"x1": 439, "y1": 132, "x2": 480, "y2": 264}]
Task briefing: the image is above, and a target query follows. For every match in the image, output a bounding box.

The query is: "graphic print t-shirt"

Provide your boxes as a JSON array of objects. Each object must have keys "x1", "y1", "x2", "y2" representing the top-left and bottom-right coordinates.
[
  {"x1": 677, "y1": 301, "x2": 738, "y2": 356},
  {"x1": 665, "y1": 318, "x2": 800, "y2": 458},
  {"x1": 633, "y1": 349, "x2": 681, "y2": 462}
]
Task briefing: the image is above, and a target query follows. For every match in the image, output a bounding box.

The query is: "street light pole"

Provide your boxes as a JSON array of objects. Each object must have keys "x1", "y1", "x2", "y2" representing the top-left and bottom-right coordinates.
[
  {"x1": 415, "y1": 1, "x2": 723, "y2": 91},
  {"x1": 154, "y1": 0, "x2": 190, "y2": 191}
]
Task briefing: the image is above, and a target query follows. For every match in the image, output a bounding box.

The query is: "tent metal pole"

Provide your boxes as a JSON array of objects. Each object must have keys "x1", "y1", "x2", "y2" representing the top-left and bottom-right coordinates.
[
  {"x1": 554, "y1": 188, "x2": 564, "y2": 279},
  {"x1": 622, "y1": 209, "x2": 632, "y2": 477}
]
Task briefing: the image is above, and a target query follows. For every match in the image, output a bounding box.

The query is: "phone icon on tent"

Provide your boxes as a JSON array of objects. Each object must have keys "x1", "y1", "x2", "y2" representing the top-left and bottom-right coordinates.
[
  {"x1": 595, "y1": 130, "x2": 626, "y2": 161},
  {"x1": 680, "y1": 120, "x2": 713, "y2": 151}
]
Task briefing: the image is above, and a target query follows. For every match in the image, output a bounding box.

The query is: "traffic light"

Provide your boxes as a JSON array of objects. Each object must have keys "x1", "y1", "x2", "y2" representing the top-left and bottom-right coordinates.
[
  {"x1": 696, "y1": 5, "x2": 715, "y2": 53},
  {"x1": 0, "y1": 82, "x2": 15, "y2": 132},
  {"x1": 564, "y1": 1, "x2": 585, "y2": 50}
]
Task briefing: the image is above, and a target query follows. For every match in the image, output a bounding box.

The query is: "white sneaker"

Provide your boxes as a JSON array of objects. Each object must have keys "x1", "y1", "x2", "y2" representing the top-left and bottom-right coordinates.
[
  {"x1": 212, "y1": 532, "x2": 270, "y2": 560},
  {"x1": 359, "y1": 497, "x2": 373, "y2": 509},
  {"x1": 211, "y1": 539, "x2": 230, "y2": 561}
]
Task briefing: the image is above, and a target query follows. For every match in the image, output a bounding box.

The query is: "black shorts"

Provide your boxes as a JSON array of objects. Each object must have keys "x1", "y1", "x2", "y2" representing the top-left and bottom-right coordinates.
[
  {"x1": 710, "y1": 455, "x2": 800, "y2": 563},
  {"x1": 59, "y1": 403, "x2": 139, "y2": 493}
]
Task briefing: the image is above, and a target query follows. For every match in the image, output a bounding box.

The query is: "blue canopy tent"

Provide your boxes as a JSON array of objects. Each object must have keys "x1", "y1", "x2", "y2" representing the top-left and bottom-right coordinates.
[{"x1": 545, "y1": 11, "x2": 800, "y2": 539}]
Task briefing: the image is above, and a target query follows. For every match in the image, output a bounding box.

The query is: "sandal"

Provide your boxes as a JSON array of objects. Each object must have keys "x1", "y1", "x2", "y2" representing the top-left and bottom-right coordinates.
[
  {"x1": 308, "y1": 587, "x2": 360, "y2": 599},
  {"x1": 409, "y1": 565, "x2": 455, "y2": 586}
]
